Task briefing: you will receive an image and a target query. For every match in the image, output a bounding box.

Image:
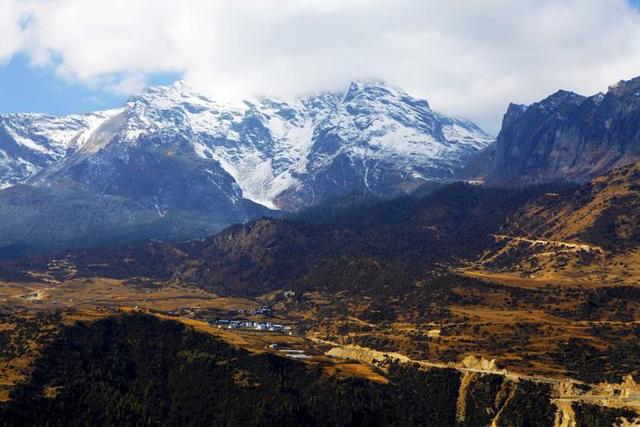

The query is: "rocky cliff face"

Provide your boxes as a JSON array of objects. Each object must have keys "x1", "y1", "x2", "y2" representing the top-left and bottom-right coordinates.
[{"x1": 487, "y1": 77, "x2": 640, "y2": 184}]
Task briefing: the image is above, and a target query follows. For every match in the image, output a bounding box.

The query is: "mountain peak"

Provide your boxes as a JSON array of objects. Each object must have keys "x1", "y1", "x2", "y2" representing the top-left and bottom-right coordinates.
[
  {"x1": 608, "y1": 76, "x2": 640, "y2": 96},
  {"x1": 347, "y1": 79, "x2": 393, "y2": 90},
  {"x1": 536, "y1": 89, "x2": 585, "y2": 110},
  {"x1": 343, "y1": 79, "x2": 410, "y2": 103},
  {"x1": 129, "y1": 80, "x2": 214, "y2": 106}
]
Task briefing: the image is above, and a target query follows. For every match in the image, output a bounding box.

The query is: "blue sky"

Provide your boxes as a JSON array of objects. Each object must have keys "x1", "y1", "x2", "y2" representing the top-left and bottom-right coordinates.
[
  {"x1": 0, "y1": 55, "x2": 180, "y2": 115},
  {"x1": 1, "y1": 0, "x2": 639, "y2": 133}
]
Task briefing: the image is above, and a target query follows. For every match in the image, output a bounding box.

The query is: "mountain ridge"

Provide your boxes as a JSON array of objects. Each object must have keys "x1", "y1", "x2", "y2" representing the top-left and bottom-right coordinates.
[
  {"x1": 485, "y1": 77, "x2": 640, "y2": 184},
  {"x1": 1, "y1": 80, "x2": 493, "y2": 210},
  {"x1": 0, "y1": 80, "x2": 493, "y2": 254}
]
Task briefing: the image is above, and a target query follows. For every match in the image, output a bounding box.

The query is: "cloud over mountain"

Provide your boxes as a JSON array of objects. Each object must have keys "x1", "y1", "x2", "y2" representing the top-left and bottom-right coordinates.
[{"x1": 2, "y1": 0, "x2": 640, "y2": 132}]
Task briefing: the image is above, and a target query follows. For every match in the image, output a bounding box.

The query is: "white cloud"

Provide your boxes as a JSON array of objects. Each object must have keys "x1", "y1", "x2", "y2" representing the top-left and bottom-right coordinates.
[
  {"x1": 3, "y1": 0, "x2": 640, "y2": 132},
  {"x1": 0, "y1": 0, "x2": 28, "y2": 63}
]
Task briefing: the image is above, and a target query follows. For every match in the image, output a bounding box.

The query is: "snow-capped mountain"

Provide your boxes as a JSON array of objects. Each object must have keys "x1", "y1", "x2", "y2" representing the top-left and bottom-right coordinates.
[
  {"x1": 0, "y1": 80, "x2": 492, "y2": 254},
  {"x1": 0, "y1": 110, "x2": 120, "y2": 188},
  {"x1": 3, "y1": 80, "x2": 492, "y2": 210}
]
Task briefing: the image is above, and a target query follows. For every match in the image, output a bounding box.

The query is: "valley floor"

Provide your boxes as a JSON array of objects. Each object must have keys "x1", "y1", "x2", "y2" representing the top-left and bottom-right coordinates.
[{"x1": 1, "y1": 264, "x2": 639, "y2": 425}]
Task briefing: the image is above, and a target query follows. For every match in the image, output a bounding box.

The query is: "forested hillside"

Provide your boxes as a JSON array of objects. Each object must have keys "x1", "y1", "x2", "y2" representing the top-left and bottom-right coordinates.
[{"x1": 1, "y1": 313, "x2": 578, "y2": 427}]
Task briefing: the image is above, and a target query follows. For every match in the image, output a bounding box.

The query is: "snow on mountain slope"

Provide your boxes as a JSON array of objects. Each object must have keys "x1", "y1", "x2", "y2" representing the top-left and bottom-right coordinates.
[
  {"x1": 0, "y1": 109, "x2": 122, "y2": 188},
  {"x1": 4, "y1": 80, "x2": 493, "y2": 210}
]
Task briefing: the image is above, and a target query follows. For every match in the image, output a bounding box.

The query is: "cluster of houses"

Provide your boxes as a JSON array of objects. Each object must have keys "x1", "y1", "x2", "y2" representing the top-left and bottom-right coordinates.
[{"x1": 212, "y1": 319, "x2": 293, "y2": 333}]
